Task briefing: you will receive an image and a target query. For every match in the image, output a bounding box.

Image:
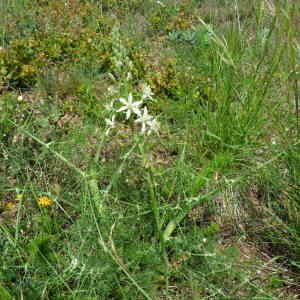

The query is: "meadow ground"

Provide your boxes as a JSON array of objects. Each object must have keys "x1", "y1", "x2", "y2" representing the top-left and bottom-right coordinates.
[{"x1": 0, "y1": 0, "x2": 299, "y2": 299}]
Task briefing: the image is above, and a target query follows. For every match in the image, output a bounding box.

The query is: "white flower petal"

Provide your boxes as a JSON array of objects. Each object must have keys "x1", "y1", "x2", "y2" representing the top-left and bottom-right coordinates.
[
  {"x1": 134, "y1": 100, "x2": 143, "y2": 107},
  {"x1": 119, "y1": 98, "x2": 127, "y2": 105},
  {"x1": 117, "y1": 106, "x2": 127, "y2": 112},
  {"x1": 141, "y1": 122, "x2": 146, "y2": 133},
  {"x1": 143, "y1": 106, "x2": 148, "y2": 116},
  {"x1": 132, "y1": 107, "x2": 142, "y2": 116},
  {"x1": 105, "y1": 118, "x2": 112, "y2": 126},
  {"x1": 128, "y1": 93, "x2": 133, "y2": 103}
]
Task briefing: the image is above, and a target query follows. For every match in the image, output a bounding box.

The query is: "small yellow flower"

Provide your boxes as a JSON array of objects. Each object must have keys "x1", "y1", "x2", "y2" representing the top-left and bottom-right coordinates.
[
  {"x1": 16, "y1": 194, "x2": 23, "y2": 201},
  {"x1": 4, "y1": 202, "x2": 13, "y2": 210},
  {"x1": 38, "y1": 196, "x2": 52, "y2": 207}
]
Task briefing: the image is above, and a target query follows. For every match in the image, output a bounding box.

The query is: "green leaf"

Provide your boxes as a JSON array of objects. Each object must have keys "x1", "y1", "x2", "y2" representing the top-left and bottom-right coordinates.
[{"x1": 0, "y1": 284, "x2": 11, "y2": 300}]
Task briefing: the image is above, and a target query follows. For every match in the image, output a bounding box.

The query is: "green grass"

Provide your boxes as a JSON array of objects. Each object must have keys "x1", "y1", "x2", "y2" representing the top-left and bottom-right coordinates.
[{"x1": 1, "y1": 0, "x2": 300, "y2": 299}]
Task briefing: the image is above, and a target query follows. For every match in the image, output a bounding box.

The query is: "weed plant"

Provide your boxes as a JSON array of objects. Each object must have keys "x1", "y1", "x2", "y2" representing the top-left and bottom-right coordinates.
[{"x1": 0, "y1": 0, "x2": 299, "y2": 299}]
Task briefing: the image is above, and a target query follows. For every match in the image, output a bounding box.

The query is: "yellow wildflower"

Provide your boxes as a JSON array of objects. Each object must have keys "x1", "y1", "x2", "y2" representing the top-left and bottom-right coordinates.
[
  {"x1": 38, "y1": 196, "x2": 52, "y2": 207},
  {"x1": 4, "y1": 202, "x2": 13, "y2": 210},
  {"x1": 16, "y1": 194, "x2": 23, "y2": 201}
]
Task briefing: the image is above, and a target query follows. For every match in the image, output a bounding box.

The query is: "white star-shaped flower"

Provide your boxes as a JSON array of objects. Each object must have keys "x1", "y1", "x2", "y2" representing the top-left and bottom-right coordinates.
[
  {"x1": 135, "y1": 107, "x2": 153, "y2": 133},
  {"x1": 117, "y1": 93, "x2": 142, "y2": 119},
  {"x1": 105, "y1": 115, "x2": 116, "y2": 135},
  {"x1": 146, "y1": 118, "x2": 159, "y2": 135},
  {"x1": 104, "y1": 99, "x2": 116, "y2": 111},
  {"x1": 141, "y1": 84, "x2": 154, "y2": 100}
]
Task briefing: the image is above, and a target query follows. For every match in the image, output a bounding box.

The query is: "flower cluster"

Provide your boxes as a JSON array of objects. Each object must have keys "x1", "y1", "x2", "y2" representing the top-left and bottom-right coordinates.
[
  {"x1": 105, "y1": 88, "x2": 159, "y2": 136},
  {"x1": 16, "y1": 194, "x2": 23, "y2": 201},
  {"x1": 104, "y1": 27, "x2": 159, "y2": 137},
  {"x1": 38, "y1": 196, "x2": 52, "y2": 207}
]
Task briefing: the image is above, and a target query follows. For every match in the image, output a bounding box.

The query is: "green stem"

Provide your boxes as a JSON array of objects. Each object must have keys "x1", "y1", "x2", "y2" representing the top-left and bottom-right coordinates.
[
  {"x1": 138, "y1": 139, "x2": 169, "y2": 296},
  {"x1": 145, "y1": 169, "x2": 169, "y2": 296}
]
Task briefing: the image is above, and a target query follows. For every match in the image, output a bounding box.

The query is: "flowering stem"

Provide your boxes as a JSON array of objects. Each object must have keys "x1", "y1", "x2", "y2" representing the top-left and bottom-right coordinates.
[{"x1": 137, "y1": 139, "x2": 169, "y2": 296}]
